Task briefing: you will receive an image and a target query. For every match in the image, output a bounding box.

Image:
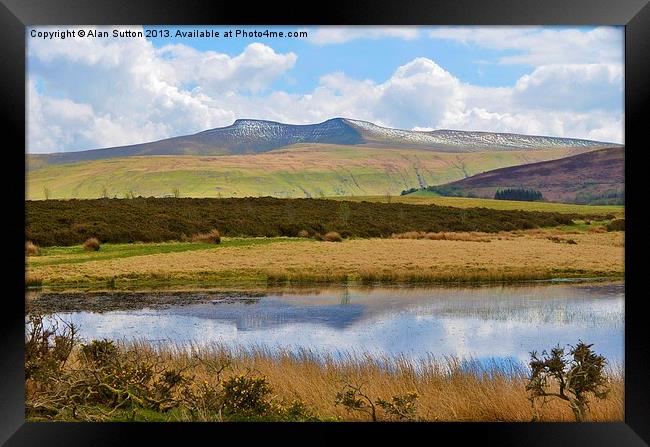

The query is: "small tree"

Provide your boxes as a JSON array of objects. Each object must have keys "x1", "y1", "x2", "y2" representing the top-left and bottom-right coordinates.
[
  {"x1": 335, "y1": 382, "x2": 377, "y2": 422},
  {"x1": 172, "y1": 188, "x2": 180, "y2": 198},
  {"x1": 526, "y1": 341, "x2": 609, "y2": 422}
]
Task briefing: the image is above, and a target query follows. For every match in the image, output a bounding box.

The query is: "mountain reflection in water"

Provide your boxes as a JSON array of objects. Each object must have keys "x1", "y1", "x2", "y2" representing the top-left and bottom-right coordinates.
[{"x1": 41, "y1": 282, "x2": 624, "y2": 365}]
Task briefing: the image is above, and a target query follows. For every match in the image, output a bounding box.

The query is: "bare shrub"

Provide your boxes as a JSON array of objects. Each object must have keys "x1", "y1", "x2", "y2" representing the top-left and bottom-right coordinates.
[
  {"x1": 83, "y1": 237, "x2": 100, "y2": 251},
  {"x1": 324, "y1": 231, "x2": 343, "y2": 242},
  {"x1": 25, "y1": 315, "x2": 77, "y2": 383},
  {"x1": 26, "y1": 241, "x2": 40, "y2": 256}
]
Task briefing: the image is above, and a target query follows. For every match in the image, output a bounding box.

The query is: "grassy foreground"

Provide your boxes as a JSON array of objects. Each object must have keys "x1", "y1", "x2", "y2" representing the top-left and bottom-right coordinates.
[
  {"x1": 26, "y1": 338, "x2": 623, "y2": 422},
  {"x1": 26, "y1": 228, "x2": 624, "y2": 288}
]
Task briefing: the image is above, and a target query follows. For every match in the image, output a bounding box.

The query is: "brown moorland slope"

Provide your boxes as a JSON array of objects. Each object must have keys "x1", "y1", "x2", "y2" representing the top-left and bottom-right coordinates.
[{"x1": 424, "y1": 147, "x2": 624, "y2": 204}]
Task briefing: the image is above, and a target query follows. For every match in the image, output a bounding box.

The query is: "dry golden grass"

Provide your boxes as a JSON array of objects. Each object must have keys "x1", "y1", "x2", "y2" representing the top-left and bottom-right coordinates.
[
  {"x1": 27, "y1": 230, "x2": 624, "y2": 286},
  {"x1": 25, "y1": 241, "x2": 40, "y2": 256},
  {"x1": 112, "y1": 342, "x2": 623, "y2": 422},
  {"x1": 185, "y1": 229, "x2": 221, "y2": 244},
  {"x1": 392, "y1": 231, "x2": 492, "y2": 242}
]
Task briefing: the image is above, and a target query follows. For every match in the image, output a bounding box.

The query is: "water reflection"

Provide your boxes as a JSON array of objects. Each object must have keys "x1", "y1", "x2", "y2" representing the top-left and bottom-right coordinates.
[{"x1": 42, "y1": 282, "x2": 624, "y2": 365}]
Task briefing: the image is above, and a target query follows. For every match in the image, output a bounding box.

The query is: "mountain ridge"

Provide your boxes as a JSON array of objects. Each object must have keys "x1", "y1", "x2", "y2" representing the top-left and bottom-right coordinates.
[{"x1": 29, "y1": 117, "x2": 619, "y2": 166}]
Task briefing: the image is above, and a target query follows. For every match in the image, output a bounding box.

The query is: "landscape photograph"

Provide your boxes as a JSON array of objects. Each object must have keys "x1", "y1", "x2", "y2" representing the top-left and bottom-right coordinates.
[{"x1": 25, "y1": 25, "x2": 624, "y2": 422}]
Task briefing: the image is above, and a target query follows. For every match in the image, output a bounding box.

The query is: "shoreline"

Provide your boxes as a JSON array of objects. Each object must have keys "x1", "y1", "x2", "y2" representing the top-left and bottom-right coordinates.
[
  {"x1": 26, "y1": 277, "x2": 624, "y2": 315},
  {"x1": 26, "y1": 233, "x2": 624, "y2": 288},
  {"x1": 26, "y1": 273, "x2": 624, "y2": 293}
]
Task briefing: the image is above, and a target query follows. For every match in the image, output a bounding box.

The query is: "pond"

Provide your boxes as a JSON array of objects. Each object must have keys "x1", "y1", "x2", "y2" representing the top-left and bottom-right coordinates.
[{"x1": 33, "y1": 281, "x2": 624, "y2": 367}]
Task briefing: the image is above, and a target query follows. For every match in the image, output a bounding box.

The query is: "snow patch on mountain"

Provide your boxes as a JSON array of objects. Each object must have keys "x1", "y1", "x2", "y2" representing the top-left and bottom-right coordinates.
[{"x1": 343, "y1": 118, "x2": 615, "y2": 151}]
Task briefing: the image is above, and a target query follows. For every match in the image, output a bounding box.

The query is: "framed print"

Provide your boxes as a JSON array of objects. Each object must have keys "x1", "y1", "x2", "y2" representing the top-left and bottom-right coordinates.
[{"x1": 2, "y1": 0, "x2": 648, "y2": 444}]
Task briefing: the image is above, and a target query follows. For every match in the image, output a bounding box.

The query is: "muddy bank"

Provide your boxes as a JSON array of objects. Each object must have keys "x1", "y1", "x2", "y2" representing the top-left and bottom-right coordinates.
[{"x1": 26, "y1": 290, "x2": 264, "y2": 314}]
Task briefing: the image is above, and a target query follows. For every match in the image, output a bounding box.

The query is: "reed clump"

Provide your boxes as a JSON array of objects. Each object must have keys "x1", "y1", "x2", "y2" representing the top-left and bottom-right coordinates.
[
  {"x1": 26, "y1": 241, "x2": 40, "y2": 256},
  {"x1": 83, "y1": 237, "x2": 101, "y2": 251},
  {"x1": 186, "y1": 229, "x2": 221, "y2": 244}
]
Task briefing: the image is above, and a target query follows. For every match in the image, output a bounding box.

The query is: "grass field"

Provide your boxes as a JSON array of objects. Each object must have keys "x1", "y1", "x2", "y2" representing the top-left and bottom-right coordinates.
[
  {"x1": 325, "y1": 194, "x2": 625, "y2": 216},
  {"x1": 26, "y1": 145, "x2": 591, "y2": 200},
  {"x1": 26, "y1": 228, "x2": 624, "y2": 288}
]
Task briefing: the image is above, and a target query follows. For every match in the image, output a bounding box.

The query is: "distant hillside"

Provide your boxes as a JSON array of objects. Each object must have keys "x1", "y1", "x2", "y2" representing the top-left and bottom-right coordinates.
[
  {"x1": 26, "y1": 145, "x2": 598, "y2": 200},
  {"x1": 28, "y1": 117, "x2": 618, "y2": 167},
  {"x1": 410, "y1": 147, "x2": 624, "y2": 205}
]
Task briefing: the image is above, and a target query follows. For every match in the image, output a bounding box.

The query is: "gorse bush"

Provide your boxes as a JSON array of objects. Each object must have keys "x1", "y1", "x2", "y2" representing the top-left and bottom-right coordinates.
[
  {"x1": 335, "y1": 381, "x2": 420, "y2": 422},
  {"x1": 83, "y1": 237, "x2": 100, "y2": 251},
  {"x1": 80, "y1": 339, "x2": 119, "y2": 366},
  {"x1": 25, "y1": 315, "x2": 316, "y2": 422},
  {"x1": 526, "y1": 341, "x2": 610, "y2": 422},
  {"x1": 376, "y1": 392, "x2": 420, "y2": 421},
  {"x1": 220, "y1": 375, "x2": 272, "y2": 418},
  {"x1": 25, "y1": 197, "x2": 587, "y2": 246}
]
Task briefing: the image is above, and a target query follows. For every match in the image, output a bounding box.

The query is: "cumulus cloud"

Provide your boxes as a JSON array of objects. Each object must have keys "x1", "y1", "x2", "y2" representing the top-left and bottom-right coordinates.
[
  {"x1": 512, "y1": 64, "x2": 623, "y2": 111},
  {"x1": 27, "y1": 26, "x2": 624, "y2": 153},
  {"x1": 27, "y1": 26, "x2": 296, "y2": 152},
  {"x1": 156, "y1": 42, "x2": 297, "y2": 94}
]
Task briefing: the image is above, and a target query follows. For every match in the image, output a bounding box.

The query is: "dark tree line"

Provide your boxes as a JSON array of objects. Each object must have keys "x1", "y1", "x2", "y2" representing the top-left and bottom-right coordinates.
[{"x1": 494, "y1": 188, "x2": 543, "y2": 202}]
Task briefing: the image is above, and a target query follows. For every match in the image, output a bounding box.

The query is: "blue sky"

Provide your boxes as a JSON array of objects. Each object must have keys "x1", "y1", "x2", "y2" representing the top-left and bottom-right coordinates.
[
  {"x1": 27, "y1": 26, "x2": 624, "y2": 153},
  {"x1": 142, "y1": 25, "x2": 533, "y2": 90}
]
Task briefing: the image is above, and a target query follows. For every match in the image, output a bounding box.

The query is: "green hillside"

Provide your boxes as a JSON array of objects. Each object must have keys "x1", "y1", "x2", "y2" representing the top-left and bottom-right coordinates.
[{"x1": 27, "y1": 145, "x2": 592, "y2": 200}]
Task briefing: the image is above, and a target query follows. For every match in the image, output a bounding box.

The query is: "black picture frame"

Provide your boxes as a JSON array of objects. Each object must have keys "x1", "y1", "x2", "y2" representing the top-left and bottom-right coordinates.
[{"x1": 2, "y1": 0, "x2": 648, "y2": 445}]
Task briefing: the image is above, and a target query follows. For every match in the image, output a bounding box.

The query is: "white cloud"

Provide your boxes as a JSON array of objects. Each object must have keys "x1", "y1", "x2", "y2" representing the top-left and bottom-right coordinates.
[
  {"x1": 512, "y1": 64, "x2": 623, "y2": 111},
  {"x1": 428, "y1": 26, "x2": 623, "y2": 67},
  {"x1": 27, "y1": 26, "x2": 296, "y2": 152},
  {"x1": 156, "y1": 42, "x2": 297, "y2": 94},
  {"x1": 305, "y1": 26, "x2": 420, "y2": 45}
]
